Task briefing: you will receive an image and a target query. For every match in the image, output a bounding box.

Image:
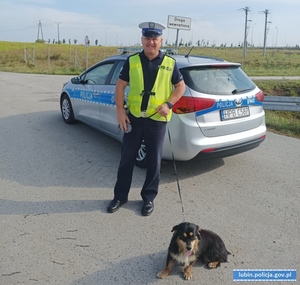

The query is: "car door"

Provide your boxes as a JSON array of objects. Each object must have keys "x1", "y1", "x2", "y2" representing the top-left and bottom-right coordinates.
[
  {"x1": 99, "y1": 60, "x2": 128, "y2": 138},
  {"x1": 75, "y1": 62, "x2": 115, "y2": 128}
]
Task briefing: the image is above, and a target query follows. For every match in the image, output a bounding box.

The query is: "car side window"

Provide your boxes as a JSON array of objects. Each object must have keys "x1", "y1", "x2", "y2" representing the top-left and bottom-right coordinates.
[
  {"x1": 84, "y1": 63, "x2": 114, "y2": 85},
  {"x1": 110, "y1": 61, "x2": 125, "y2": 85}
]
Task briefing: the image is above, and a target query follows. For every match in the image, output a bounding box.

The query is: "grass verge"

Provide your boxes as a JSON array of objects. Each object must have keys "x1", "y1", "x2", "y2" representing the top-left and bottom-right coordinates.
[{"x1": 265, "y1": 111, "x2": 300, "y2": 139}]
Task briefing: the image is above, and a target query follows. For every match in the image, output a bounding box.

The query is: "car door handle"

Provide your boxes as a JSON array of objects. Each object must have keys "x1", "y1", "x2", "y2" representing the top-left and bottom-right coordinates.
[{"x1": 94, "y1": 91, "x2": 100, "y2": 96}]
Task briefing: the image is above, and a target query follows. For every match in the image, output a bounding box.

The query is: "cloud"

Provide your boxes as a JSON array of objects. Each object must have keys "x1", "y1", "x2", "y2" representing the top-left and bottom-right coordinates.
[{"x1": 0, "y1": 0, "x2": 299, "y2": 46}]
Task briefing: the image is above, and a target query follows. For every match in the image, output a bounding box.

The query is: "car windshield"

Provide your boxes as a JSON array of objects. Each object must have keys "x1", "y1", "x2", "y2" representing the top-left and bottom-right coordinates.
[{"x1": 180, "y1": 66, "x2": 256, "y2": 95}]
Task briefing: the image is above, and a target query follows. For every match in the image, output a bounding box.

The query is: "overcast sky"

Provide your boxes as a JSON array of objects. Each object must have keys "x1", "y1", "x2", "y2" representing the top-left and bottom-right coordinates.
[{"x1": 0, "y1": 0, "x2": 299, "y2": 47}]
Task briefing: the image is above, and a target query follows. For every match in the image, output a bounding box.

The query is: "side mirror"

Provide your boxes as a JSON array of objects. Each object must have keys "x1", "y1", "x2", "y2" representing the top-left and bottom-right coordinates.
[{"x1": 71, "y1": 77, "x2": 81, "y2": 84}]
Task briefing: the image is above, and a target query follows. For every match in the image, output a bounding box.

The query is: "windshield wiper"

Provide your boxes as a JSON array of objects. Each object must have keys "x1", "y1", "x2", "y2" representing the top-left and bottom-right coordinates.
[{"x1": 232, "y1": 88, "x2": 251, "y2": 94}]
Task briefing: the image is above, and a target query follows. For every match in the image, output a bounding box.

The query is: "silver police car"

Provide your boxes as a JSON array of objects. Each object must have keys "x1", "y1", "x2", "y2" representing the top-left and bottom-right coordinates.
[{"x1": 60, "y1": 50, "x2": 266, "y2": 167}]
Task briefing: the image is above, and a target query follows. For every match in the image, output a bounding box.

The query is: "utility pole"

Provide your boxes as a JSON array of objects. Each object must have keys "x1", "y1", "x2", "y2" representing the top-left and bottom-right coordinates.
[
  {"x1": 262, "y1": 9, "x2": 271, "y2": 57},
  {"x1": 251, "y1": 23, "x2": 256, "y2": 47},
  {"x1": 275, "y1": 26, "x2": 278, "y2": 48},
  {"x1": 242, "y1": 6, "x2": 251, "y2": 60},
  {"x1": 55, "y1": 22, "x2": 62, "y2": 43},
  {"x1": 37, "y1": 20, "x2": 44, "y2": 41}
]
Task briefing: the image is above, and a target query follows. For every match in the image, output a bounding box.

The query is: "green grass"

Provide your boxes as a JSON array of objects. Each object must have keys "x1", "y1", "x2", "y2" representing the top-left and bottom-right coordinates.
[
  {"x1": 265, "y1": 111, "x2": 300, "y2": 139},
  {"x1": 1, "y1": 41, "x2": 299, "y2": 138},
  {"x1": 253, "y1": 80, "x2": 300, "y2": 139},
  {"x1": 0, "y1": 41, "x2": 118, "y2": 75},
  {"x1": 1, "y1": 41, "x2": 300, "y2": 76},
  {"x1": 254, "y1": 80, "x2": 300, "y2": 97}
]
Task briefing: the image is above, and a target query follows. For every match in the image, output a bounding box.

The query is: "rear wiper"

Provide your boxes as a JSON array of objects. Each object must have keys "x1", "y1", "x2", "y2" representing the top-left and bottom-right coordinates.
[{"x1": 232, "y1": 88, "x2": 251, "y2": 94}]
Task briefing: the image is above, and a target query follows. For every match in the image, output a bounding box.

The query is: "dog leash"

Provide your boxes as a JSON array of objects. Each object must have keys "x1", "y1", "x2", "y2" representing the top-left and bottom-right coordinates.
[
  {"x1": 167, "y1": 127, "x2": 186, "y2": 222},
  {"x1": 130, "y1": 106, "x2": 186, "y2": 221}
]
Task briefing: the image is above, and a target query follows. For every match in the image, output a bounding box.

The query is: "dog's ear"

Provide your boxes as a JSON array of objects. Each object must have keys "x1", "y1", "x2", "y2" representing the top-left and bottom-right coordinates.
[
  {"x1": 196, "y1": 225, "x2": 201, "y2": 239},
  {"x1": 171, "y1": 225, "x2": 178, "y2": 234}
]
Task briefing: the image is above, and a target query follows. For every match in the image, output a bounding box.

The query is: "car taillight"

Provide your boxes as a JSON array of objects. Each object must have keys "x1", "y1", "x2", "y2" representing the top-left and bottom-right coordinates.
[
  {"x1": 256, "y1": 90, "x2": 264, "y2": 101},
  {"x1": 173, "y1": 96, "x2": 216, "y2": 114},
  {"x1": 201, "y1": 148, "x2": 216, "y2": 153}
]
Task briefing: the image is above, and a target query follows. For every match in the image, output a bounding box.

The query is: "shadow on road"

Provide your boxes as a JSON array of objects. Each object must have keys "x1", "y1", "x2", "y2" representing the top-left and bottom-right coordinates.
[
  {"x1": 69, "y1": 251, "x2": 208, "y2": 285},
  {"x1": 0, "y1": 111, "x2": 224, "y2": 188}
]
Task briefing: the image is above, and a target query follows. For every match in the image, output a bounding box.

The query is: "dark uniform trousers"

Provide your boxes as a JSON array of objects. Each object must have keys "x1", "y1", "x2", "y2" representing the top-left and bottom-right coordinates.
[{"x1": 113, "y1": 112, "x2": 167, "y2": 203}]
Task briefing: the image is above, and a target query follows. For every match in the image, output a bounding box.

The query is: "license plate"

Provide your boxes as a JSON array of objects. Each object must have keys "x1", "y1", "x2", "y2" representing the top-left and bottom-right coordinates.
[{"x1": 220, "y1": 106, "x2": 250, "y2": 121}]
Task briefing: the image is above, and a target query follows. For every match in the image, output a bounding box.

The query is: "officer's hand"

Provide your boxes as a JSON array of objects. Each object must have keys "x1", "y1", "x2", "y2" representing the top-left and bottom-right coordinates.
[
  {"x1": 157, "y1": 103, "x2": 170, "y2": 117},
  {"x1": 117, "y1": 110, "x2": 130, "y2": 132}
]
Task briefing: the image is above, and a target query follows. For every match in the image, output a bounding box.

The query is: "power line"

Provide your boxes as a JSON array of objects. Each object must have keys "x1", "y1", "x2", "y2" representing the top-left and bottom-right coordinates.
[{"x1": 192, "y1": 9, "x2": 239, "y2": 21}]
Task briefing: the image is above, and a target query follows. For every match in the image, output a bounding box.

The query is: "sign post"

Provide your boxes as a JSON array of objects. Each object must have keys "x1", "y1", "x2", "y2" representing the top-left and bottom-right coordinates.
[
  {"x1": 85, "y1": 35, "x2": 89, "y2": 69},
  {"x1": 167, "y1": 15, "x2": 191, "y2": 49}
]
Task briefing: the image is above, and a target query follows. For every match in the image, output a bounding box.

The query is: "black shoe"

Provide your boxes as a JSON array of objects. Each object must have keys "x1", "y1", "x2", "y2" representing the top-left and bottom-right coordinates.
[
  {"x1": 141, "y1": 201, "x2": 154, "y2": 216},
  {"x1": 107, "y1": 199, "x2": 128, "y2": 213}
]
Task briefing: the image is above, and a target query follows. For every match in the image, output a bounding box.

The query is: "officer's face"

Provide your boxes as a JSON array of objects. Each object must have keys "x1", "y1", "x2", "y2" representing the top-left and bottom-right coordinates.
[{"x1": 142, "y1": 36, "x2": 163, "y2": 59}]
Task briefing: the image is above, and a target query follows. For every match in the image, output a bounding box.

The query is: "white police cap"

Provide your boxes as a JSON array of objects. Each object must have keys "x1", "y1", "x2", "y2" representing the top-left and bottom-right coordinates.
[{"x1": 138, "y1": 21, "x2": 166, "y2": 38}]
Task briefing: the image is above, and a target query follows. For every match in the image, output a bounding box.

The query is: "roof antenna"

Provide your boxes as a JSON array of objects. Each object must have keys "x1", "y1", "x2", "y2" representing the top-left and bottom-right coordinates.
[{"x1": 185, "y1": 46, "x2": 194, "y2": 58}]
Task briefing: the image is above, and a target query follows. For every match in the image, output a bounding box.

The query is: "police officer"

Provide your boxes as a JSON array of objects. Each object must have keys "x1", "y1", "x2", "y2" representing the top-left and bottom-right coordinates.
[{"x1": 107, "y1": 21, "x2": 185, "y2": 216}]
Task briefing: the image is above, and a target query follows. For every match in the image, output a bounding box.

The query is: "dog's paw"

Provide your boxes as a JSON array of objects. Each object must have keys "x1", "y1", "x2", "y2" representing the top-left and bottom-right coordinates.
[
  {"x1": 183, "y1": 268, "x2": 193, "y2": 280},
  {"x1": 183, "y1": 271, "x2": 192, "y2": 280},
  {"x1": 157, "y1": 270, "x2": 169, "y2": 279},
  {"x1": 207, "y1": 261, "x2": 220, "y2": 269}
]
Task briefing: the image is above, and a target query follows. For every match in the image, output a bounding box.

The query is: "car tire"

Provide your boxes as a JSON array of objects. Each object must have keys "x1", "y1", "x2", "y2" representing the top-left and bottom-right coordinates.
[
  {"x1": 135, "y1": 140, "x2": 147, "y2": 168},
  {"x1": 61, "y1": 94, "x2": 75, "y2": 124}
]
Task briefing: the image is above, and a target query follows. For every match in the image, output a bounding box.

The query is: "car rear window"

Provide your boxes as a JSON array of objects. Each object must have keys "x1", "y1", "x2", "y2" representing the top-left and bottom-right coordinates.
[{"x1": 180, "y1": 66, "x2": 256, "y2": 95}]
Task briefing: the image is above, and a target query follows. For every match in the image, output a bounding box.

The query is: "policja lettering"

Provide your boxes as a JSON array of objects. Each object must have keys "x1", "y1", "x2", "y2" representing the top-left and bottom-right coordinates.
[{"x1": 216, "y1": 101, "x2": 234, "y2": 108}]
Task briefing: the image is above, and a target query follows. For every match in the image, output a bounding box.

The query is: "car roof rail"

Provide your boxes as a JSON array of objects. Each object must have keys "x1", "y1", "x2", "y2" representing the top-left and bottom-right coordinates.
[
  {"x1": 118, "y1": 47, "x2": 142, "y2": 54},
  {"x1": 188, "y1": 54, "x2": 225, "y2": 62},
  {"x1": 117, "y1": 47, "x2": 178, "y2": 55},
  {"x1": 161, "y1": 48, "x2": 178, "y2": 55}
]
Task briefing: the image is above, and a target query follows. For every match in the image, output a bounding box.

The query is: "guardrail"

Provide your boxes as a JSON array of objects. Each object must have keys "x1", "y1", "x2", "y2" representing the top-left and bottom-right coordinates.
[{"x1": 263, "y1": 96, "x2": 300, "y2": 111}]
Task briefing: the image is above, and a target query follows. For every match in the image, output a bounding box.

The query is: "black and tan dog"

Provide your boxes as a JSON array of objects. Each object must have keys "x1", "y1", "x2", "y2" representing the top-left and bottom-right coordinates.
[{"x1": 157, "y1": 222, "x2": 230, "y2": 280}]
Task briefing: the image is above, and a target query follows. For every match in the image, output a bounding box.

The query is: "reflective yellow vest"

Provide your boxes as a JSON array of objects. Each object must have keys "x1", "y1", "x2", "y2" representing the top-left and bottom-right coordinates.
[{"x1": 128, "y1": 53, "x2": 175, "y2": 122}]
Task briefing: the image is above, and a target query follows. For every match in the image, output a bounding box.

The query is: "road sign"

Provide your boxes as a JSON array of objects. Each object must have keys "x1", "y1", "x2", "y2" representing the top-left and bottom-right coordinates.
[
  {"x1": 85, "y1": 35, "x2": 89, "y2": 47},
  {"x1": 167, "y1": 15, "x2": 191, "y2": 31},
  {"x1": 85, "y1": 36, "x2": 89, "y2": 69}
]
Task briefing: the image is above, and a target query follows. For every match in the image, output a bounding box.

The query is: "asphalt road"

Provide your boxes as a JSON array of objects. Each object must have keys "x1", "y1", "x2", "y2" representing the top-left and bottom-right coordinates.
[{"x1": 1, "y1": 72, "x2": 299, "y2": 285}]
